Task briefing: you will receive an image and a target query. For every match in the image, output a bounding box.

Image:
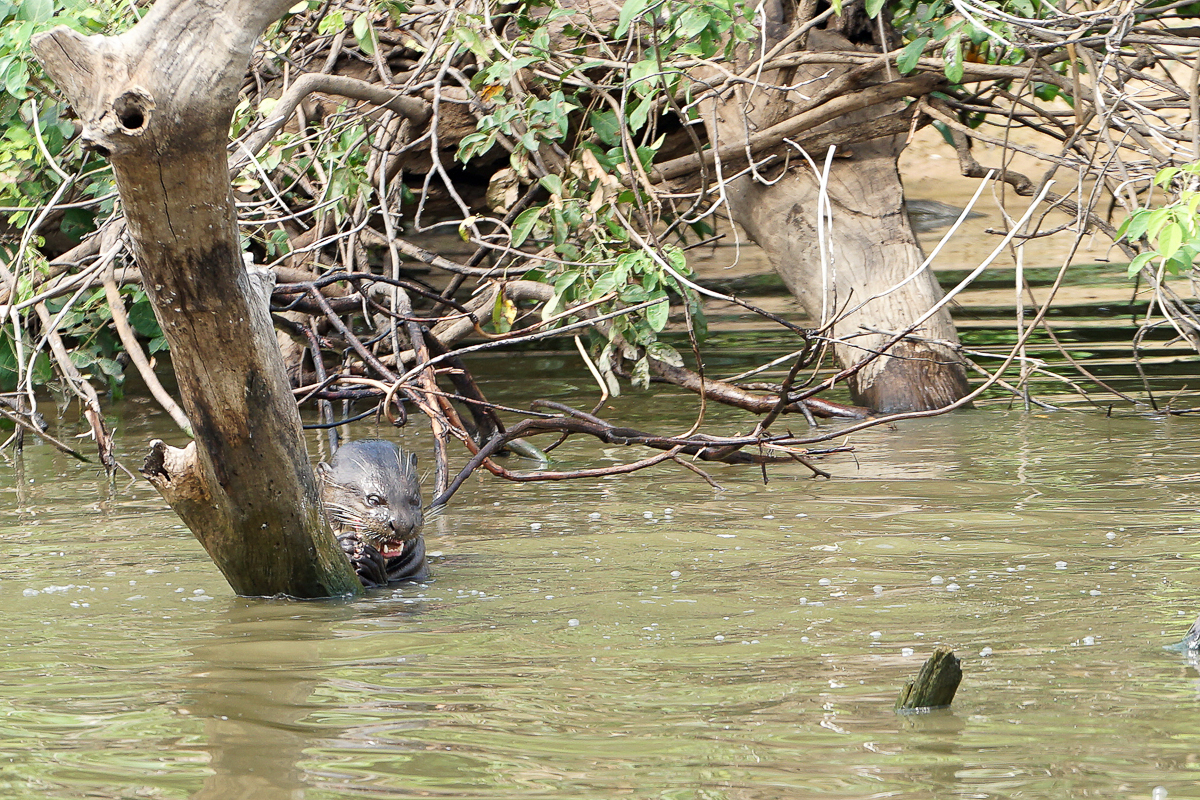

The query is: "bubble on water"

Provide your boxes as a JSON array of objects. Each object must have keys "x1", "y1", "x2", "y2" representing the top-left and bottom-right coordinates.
[
  {"x1": 979, "y1": 646, "x2": 993, "y2": 657},
  {"x1": 568, "y1": 619, "x2": 580, "y2": 627},
  {"x1": 795, "y1": 513, "x2": 807, "y2": 518},
  {"x1": 670, "y1": 570, "x2": 681, "y2": 578},
  {"x1": 192, "y1": 589, "x2": 206, "y2": 595},
  {"x1": 800, "y1": 636, "x2": 809, "y2": 643},
  {"x1": 717, "y1": 533, "x2": 736, "y2": 538},
  {"x1": 763, "y1": 515, "x2": 774, "y2": 520},
  {"x1": 1089, "y1": 589, "x2": 1102, "y2": 596},
  {"x1": 947, "y1": 583, "x2": 960, "y2": 592},
  {"x1": 870, "y1": 631, "x2": 882, "y2": 639},
  {"x1": 1082, "y1": 635, "x2": 1095, "y2": 645},
  {"x1": 930, "y1": 576, "x2": 944, "y2": 585},
  {"x1": 1106, "y1": 532, "x2": 1117, "y2": 540},
  {"x1": 588, "y1": 512, "x2": 601, "y2": 520},
  {"x1": 664, "y1": 508, "x2": 673, "y2": 515},
  {"x1": 901, "y1": 647, "x2": 915, "y2": 657},
  {"x1": 1153, "y1": 786, "x2": 1168, "y2": 800},
  {"x1": 530, "y1": 522, "x2": 542, "y2": 530},
  {"x1": 643, "y1": 511, "x2": 654, "y2": 519},
  {"x1": 818, "y1": 578, "x2": 832, "y2": 586},
  {"x1": 873, "y1": 585, "x2": 883, "y2": 594},
  {"x1": 1056, "y1": 561, "x2": 1068, "y2": 569},
  {"x1": 22, "y1": 589, "x2": 38, "y2": 597},
  {"x1": 714, "y1": 635, "x2": 725, "y2": 642},
  {"x1": 104, "y1": 571, "x2": 117, "y2": 577}
]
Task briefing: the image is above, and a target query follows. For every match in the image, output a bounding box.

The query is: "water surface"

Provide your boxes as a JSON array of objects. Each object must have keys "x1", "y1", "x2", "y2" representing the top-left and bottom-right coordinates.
[{"x1": 3, "y1": 380, "x2": 1200, "y2": 799}]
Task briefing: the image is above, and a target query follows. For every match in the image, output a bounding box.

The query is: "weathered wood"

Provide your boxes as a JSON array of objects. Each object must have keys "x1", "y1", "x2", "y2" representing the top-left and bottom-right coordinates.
[
  {"x1": 702, "y1": 14, "x2": 971, "y2": 413},
  {"x1": 895, "y1": 646, "x2": 962, "y2": 711},
  {"x1": 32, "y1": 0, "x2": 360, "y2": 598}
]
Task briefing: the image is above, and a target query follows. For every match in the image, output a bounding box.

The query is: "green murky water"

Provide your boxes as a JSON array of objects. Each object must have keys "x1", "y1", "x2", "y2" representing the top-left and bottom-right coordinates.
[{"x1": 4, "y1": 363, "x2": 1200, "y2": 800}]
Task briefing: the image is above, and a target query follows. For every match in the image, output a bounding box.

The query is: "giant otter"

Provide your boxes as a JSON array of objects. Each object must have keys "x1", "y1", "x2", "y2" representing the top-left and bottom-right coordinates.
[{"x1": 318, "y1": 439, "x2": 427, "y2": 587}]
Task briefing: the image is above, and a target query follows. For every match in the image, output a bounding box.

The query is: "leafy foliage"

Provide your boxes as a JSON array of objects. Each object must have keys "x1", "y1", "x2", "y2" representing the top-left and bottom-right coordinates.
[
  {"x1": 447, "y1": 0, "x2": 756, "y2": 386},
  {"x1": 1118, "y1": 163, "x2": 1200, "y2": 278},
  {"x1": 0, "y1": 1, "x2": 127, "y2": 231},
  {"x1": 885, "y1": 0, "x2": 1052, "y2": 83}
]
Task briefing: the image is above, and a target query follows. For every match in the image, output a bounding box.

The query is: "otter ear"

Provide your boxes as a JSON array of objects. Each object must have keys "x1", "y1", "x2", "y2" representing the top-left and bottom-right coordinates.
[{"x1": 316, "y1": 462, "x2": 331, "y2": 478}]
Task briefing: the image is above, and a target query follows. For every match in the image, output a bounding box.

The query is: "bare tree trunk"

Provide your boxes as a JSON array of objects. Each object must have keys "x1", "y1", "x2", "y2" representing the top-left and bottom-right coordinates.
[
  {"x1": 706, "y1": 19, "x2": 970, "y2": 413},
  {"x1": 32, "y1": 0, "x2": 360, "y2": 598}
]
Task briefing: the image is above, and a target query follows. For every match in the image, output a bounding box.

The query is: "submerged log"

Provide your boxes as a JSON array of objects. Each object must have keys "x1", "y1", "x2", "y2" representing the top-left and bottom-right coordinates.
[
  {"x1": 32, "y1": 0, "x2": 361, "y2": 598},
  {"x1": 895, "y1": 647, "x2": 962, "y2": 711}
]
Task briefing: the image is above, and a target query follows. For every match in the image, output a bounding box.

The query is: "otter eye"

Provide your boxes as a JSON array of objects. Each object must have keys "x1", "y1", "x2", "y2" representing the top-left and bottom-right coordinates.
[{"x1": 366, "y1": 494, "x2": 386, "y2": 507}]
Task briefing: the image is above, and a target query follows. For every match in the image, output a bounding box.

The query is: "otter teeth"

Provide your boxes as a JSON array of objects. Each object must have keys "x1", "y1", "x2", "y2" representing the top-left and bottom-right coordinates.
[{"x1": 379, "y1": 540, "x2": 407, "y2": 559}]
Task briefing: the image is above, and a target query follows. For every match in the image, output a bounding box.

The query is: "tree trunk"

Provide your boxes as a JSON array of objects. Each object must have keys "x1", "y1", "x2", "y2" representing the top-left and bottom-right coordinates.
[
  {"x1": 706, "y1": 19, "x2": 971, "y2": 413},
  {"x1": 32, "y1": 0, "x2": 361, "y2": 598}
]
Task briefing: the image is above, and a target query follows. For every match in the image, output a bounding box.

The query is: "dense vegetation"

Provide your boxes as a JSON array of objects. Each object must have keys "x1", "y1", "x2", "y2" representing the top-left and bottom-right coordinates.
[{"x1": 8, "y1": 0, "x2": 1200, "y2": 472}]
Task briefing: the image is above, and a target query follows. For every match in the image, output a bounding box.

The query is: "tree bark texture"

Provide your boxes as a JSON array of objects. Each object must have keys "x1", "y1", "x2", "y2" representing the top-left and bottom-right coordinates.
[
  {"x1": 32, "y1": 0, "x2": 361, "y2": 598},
  {"x1": 705, "y1": 16, "x2": 970, "y2": 413}
]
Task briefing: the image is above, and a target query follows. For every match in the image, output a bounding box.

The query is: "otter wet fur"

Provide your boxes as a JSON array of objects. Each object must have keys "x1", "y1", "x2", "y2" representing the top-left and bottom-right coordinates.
[{"x1": 318, "y1": 439, "x2": 427, "y2": 587}]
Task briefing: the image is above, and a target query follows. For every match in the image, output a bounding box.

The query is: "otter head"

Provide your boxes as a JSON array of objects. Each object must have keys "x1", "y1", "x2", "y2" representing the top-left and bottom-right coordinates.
[{"x1": 318, "y1": 439, "x2": 423, "y2": 559}]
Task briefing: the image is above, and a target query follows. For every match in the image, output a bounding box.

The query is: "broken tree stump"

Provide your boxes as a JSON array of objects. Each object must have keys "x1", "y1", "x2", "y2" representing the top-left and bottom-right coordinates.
[{"x1": 895, "y1": 646, "x2": 962, "y2": 712}]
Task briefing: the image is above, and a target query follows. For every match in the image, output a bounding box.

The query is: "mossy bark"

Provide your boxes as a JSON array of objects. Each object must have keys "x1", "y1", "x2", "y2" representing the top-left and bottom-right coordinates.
[{"x1": 32, "y1": 0, "x2": 360, "y2": 598}]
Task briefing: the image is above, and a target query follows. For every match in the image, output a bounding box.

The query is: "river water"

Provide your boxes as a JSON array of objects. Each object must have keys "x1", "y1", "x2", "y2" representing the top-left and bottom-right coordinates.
[{"x1": 3, "y1": 353, "x2": 1200, "y2": 800}]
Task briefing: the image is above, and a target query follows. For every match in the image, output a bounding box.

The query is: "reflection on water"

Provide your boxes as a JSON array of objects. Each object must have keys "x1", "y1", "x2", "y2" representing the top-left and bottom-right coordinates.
[{"x1": 3, "y1": 377, "x2": 1200, "y2": 799}]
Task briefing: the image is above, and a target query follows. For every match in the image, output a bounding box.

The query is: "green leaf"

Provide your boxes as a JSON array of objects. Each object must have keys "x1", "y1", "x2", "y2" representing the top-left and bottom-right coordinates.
[
  {"x1": 16, "y1": 0, "x2": 52, "y2": 23},
  {"x1": 1166, "y1": 244, "x2": 1197, "y2": 275},
  {"x1": 628, "y1": 59, "x2": 658, "y2": 97},
  {"x1": 616, "y1": 0, "x2": 649, "y2": 37},
  {"x1": 1155, "y1": 166, "x2": 1181, "y2": 188},
  {"x1": 631, "y1": 355, "x2": 650, "y2": 389},
  {"x1": 353, "y1": 14, "x2": 376, "y2": 55},
  {"x1": 553, "y1": 270, "x2": 581, "y2": 295},
  {"x1": 865, "y1": 0, "x2": 887, "y2": 19},
  {"x1": 1033, "y1": 82, "x2": 1060, "y2": 102},
  {"x1": 1126, "y1": 251, "x2": 1156, "y2": 277},
  {"x1": 4, "y1": 60, "x2": 29, "y2": 100},
  {"x1": 96, "y1": 357, "x2": 123, "y2": 378},
  {"x1": 491, "y1": 291, "x2": 511, "y2": 333},
  {"x1": 647, "y1": 341, "x2": 684, "y2": 367},
  {"x1": 590, "y1": 110, "x2": 622, "y2": 147},
  {"x1": 591, "y1": 271, "x2": 619, "y2": 298},
  {"x1": 127, "y1": 299, "x2": 162, "y2": 339},
  {"x1": 1159, "y1": 221, "x2": 1183, "y2": 260},
  {"x1": 1146, "y1": 207, "x2": 1171, "y2": 240},
  {"x1": 539, "y1": 174, "x2": 563, "y2": 195},
  {"x1": 316, "y1": 10, "x2": 345, "y2": 35},
  {"x1": 511, "y1": 206, "x2": 544, "y2": 247},
  {"x1": 942, "y1": 32, "x2": 964, "y2": 84},
  {"x1": 456, "y1": 130, "x2": 496, "y2": 163},
  {"x1": 627, "y1": 98, "x2": 651, "y2": 134},
  {"x1": 645, "y1": 291, "x2": 669, "y2": 331},
  {"x1": 897, "y1": 37, "x2": 929, "y2": 74},
  {"x1": 676, "y1": 7, "x2": 711, "y2": 37},
  {"x1": 1119, "y1": 210, "x2": 1150, "y2": 241}
]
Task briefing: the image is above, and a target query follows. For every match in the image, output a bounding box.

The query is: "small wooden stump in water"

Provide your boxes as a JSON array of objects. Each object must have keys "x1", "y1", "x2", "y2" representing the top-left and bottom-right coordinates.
[{"x1": 895, "y1": 646, "x2": 962, "y2": 712}]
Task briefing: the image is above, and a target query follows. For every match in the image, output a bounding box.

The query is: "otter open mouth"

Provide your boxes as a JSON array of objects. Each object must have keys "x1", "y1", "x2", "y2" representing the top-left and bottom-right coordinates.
[{"x1": 378, "y1": 540, "x2": 408, "y2": 560}]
